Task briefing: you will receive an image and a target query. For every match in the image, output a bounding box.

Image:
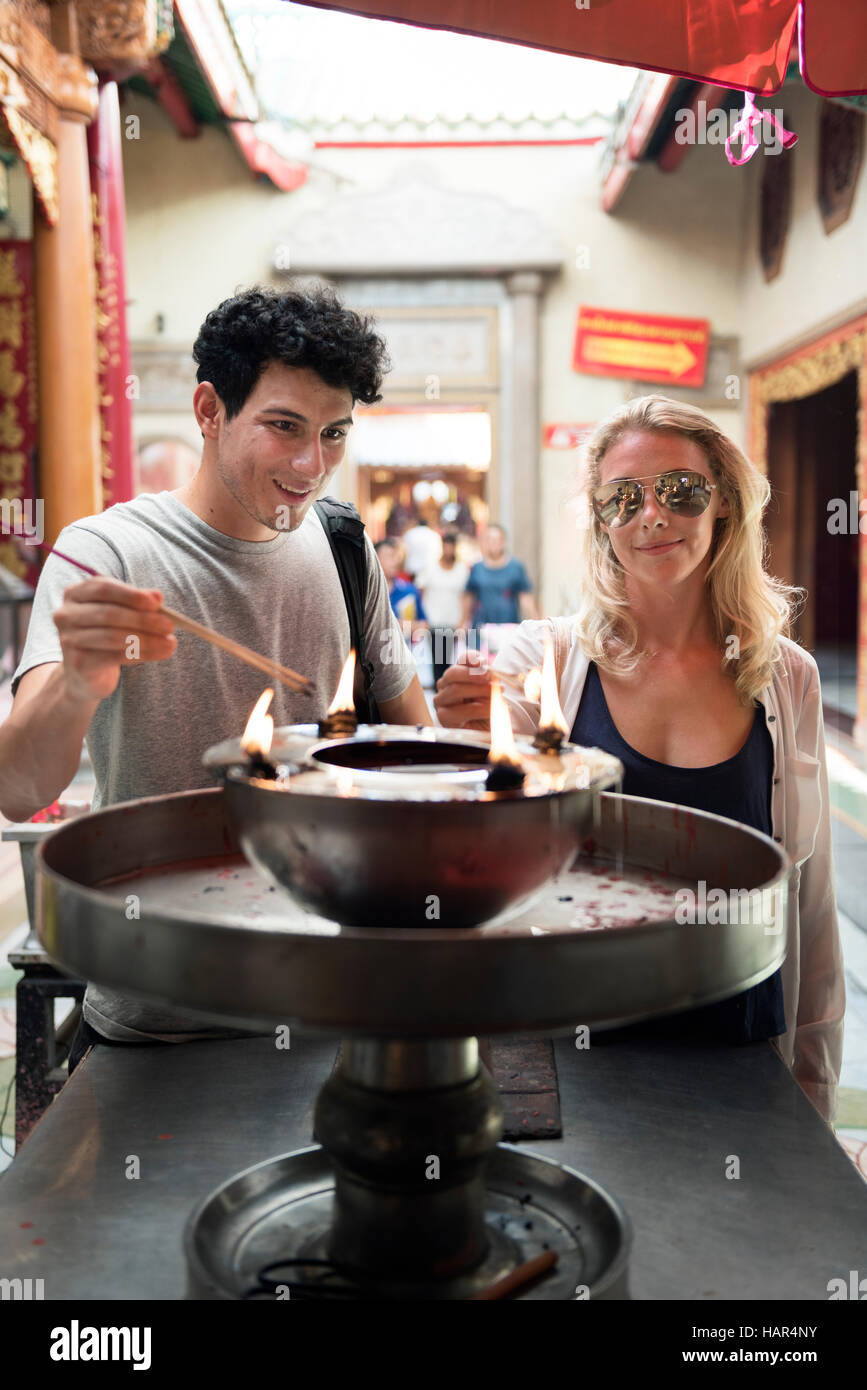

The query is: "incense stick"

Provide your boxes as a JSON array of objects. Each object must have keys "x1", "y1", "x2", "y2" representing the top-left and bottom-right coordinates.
[
  {"x1": 40, "y1": 543, "x2": 313, "y2": 696},
  {"x1": 488, "y1": 668, "x2": 533, "y2": 696},
  {"x1": 470, "y1": 1249, "x2": 559, "y2": 1300}
]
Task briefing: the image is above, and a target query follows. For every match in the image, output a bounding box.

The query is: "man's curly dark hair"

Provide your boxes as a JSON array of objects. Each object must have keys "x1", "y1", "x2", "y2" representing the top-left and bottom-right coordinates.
[{"x1": 192, "y1": 283, "x2": 390, "y2": 416}]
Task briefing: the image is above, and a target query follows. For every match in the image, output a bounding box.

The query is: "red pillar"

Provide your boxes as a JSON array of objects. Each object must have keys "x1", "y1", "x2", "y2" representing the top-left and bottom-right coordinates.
[{"x1": 87, "y1": 79, "x2": 135, "y2": 508}]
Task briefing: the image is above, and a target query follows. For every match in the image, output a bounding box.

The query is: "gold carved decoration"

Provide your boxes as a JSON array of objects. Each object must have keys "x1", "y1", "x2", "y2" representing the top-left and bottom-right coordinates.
[
  {"x1": 56, "y1": 52, "x2": 98, "y2": 122},
  {"x1": 0, "y1": 56, "x2": 25, "y2": 108},
  {"x1": 76, "y1": 0, "x2": 172, "y2": 68},
  {"x1": 1, "y1": 105, "x2": 57, "y2": 222},
  {"x1": 750, "y1": 329, "x2": 867, "y2": 489},
  {"x1": 0, "y1": 3, "x2": 60, "y2": 142},
  {"x1": 0, "y1": 247, "x2": 23, "y2": 296},
  {"x1": 750, "y1": 321, "x2": 867, "y2": 749},
  {"x1": 15, "y1": 4, "x2": 50, "y2": 42}
]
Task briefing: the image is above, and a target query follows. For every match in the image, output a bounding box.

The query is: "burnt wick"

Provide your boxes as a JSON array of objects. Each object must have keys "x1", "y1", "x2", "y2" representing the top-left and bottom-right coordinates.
[
  {"x1": 318, "y1": 709, "x2": 358, "y2": 739},
  {"x1": 533, "y1": 725, "x2": 565, "y2": 756},
  {"x1": 245, "y1": 751, "x2": 279, "y2": 781},
  {"x1": 485, "y1": 760, "x2": 526, "y2": 792}
]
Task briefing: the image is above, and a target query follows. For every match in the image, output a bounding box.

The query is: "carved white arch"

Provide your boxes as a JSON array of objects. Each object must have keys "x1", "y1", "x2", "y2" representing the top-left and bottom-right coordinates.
[{"x1": 274, "y1": 164, "x2": 564, "y2": 277}]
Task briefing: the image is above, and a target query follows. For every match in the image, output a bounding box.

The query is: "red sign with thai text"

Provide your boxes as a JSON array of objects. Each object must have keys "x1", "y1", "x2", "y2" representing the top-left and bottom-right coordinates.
[{"x1": 573, "y1": 306, "x2": 710, "y2": 388}]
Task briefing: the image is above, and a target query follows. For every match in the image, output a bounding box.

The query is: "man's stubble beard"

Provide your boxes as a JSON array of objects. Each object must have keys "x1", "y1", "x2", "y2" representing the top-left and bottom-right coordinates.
[{"x1": 216, "y1": 450, "x2": 299, "y2": 534}]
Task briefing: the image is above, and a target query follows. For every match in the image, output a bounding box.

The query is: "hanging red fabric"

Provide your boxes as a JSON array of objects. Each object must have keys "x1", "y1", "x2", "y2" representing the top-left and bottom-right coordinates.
[{"x1": 295, "y1": 0, "x2": 867, "y2": 96}]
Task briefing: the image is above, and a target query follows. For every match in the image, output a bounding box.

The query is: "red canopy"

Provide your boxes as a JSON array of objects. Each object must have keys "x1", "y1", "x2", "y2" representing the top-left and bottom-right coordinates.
[{"x1": 295, "y1": 0, "x2": 867, "y2": 96}]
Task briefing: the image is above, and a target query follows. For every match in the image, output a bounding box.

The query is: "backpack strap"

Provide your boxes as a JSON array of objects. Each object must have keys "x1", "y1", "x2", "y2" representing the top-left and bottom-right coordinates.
[
  {"x1": 547, "y1": 615, "x2": 575, "y2": 696},
  {"x1": 313, "y1": 498, "x2": 379, "y2": 722}
]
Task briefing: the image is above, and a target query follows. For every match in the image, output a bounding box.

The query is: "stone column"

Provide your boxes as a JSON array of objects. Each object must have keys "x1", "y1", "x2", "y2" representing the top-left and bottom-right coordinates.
[
  {"x1": 33, "y1": 28, "x2": 100, "y2": 543},
  {"x1": 504, "y1": 271, "x2": 544, "y2": 592}
]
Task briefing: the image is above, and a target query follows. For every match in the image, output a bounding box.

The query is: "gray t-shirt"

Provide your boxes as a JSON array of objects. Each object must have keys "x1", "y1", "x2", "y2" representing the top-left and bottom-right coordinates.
[{"x1": 12, "y1": 491, "x2": 416, "y2": 1042}]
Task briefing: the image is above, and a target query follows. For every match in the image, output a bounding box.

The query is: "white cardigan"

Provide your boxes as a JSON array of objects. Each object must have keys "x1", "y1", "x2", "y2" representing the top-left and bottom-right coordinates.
[{"x1": 493, "y1": 620, "x2": 846, "y2": 1127}]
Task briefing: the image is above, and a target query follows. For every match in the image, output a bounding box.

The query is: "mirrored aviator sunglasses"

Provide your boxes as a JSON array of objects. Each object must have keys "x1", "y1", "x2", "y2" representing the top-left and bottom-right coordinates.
[{"x1": 591, "y1": 470, "x2": 718, "y2": 529}]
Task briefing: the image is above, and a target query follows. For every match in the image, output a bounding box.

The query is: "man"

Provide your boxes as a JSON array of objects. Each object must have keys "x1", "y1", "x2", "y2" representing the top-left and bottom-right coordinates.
[
  {"x1": 0, "y1": 284, "x2": 429, "y2": 1059},
  {"x1": 460, "y1": 523, "x2": 538, "y2": 639},
  {"x1": 417, "y1": 532, "x2": 469, "y2": 686}
]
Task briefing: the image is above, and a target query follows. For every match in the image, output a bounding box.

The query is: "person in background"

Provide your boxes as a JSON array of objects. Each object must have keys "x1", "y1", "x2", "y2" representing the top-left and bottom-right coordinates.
[
  {"x1": 375, "y1": 537, "x2": 429, "y2": 639},
  {"x1": 385, "y1": 501, "x2": 413, "y2": 538},
  {"x1": 417, "y1": 531, "x2": 469, "y2": 686},
  {"x1": 401, "y1": 515, "x2": 442, "y2": 581},
  {"x1": 460, "y1": 523, "x2": 538, "y2": 639}
]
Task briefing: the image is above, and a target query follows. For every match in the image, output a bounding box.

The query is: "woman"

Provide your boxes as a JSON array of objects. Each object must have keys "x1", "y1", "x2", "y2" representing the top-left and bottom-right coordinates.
[{"x1": 436, "y1": 395, "x2": 844, "y2": 1126}]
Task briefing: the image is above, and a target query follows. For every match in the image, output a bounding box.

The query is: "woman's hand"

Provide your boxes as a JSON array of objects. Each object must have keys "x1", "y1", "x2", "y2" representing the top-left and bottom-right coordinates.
[{"x1": 433, "y1": 650, "x2": 495, "y2": 730}]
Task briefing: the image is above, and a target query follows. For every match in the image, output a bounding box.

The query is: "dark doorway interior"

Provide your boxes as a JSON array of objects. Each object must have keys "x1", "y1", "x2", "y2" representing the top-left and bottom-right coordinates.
[{"x1": 766, "y1": 370, "x2": 859, "y2": 731}]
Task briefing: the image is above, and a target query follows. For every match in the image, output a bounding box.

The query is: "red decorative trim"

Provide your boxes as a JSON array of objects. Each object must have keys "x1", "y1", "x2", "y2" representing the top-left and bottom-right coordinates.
[
  {"x1": 656, "y1": 84, "x2": 732, "y2": 173},
  {"x1": 626, "y1": 75, "x2": 680, "y2": 160},
  {"x1": 231, "y1": 123, "x2": 309, "y2": 191},
  {"x1": 313, "y1": 137, "x2": 603, "y2": 149},
  {"x1": 601, "y1": 74, "x2": 679, "y2": 214},
  {"x1": 88, "y1": 82, "x2": 136, "y2": 509},
  {"x1": 600, "y1": 160, "x2": 633, "y2": 215},
  {"x1": 142, "y1": 58, "x2": 201, "y2": 139}
]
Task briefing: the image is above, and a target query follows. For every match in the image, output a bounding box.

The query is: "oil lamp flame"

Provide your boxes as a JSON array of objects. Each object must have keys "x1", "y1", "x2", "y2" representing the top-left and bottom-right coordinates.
[
  {"x1": 327, "y1": 650, "x2": 356, "y2": 716},
  {"x1": 489, "y1": 681, "x2": 520, "y2": 765},
  {"x1": 539, "y1": 634, "x2": 568, "y2": 735},
  {"x1": 486, "y1": 682, "x2": 526, "y2": 790},
  {"x1": 241, "y1": 687, "x2": 274, "y2": 758},
  {"x1": 523, "y1": 668, "x2": 542, "y2": 703},
  {"x1": 320, "y1": 650, "x2": 358, "y2": 738}
]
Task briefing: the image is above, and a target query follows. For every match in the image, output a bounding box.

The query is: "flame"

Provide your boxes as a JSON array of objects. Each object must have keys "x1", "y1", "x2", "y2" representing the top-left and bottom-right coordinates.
[
  {"x1": 327, "y1": 650, "x2": 356, "y2": 715},
  {"x1": 488, "y1": 681, "x2": 522, "y2": 766},
  {"x1": 242, "y1": 687, "x2": 274, "y2": 758},
  {"x1": 523, "y1": 668, "x2": 542, "y2": 702},
  {"x1": 539, "y1": 633, "x2": 568, "y2": 734}
]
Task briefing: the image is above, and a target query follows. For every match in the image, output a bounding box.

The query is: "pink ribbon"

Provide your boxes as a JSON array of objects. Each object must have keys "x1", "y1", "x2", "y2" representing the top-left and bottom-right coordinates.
[{"x1": 725, "y1": 92, "x2": 798, "y2": 167}]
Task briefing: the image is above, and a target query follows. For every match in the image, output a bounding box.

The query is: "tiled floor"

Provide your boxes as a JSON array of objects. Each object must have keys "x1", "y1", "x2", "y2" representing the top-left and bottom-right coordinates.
[{"x1": 836, "y1": 912, "x2": 867, "y2": 1178}]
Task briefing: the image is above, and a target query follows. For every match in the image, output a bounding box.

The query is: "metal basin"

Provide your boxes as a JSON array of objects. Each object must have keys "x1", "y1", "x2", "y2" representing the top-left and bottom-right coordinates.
[
  {"x1": 216, "y1": 726, "x2": 624, "y2": 930},
  {"x1": 35, "y1": 787, "x2": 790, "y2": 1037}
]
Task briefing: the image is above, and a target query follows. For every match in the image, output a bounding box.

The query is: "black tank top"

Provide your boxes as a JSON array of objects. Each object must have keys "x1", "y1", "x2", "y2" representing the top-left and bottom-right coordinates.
[{"x1": 571, "y1": 662, "x2": 785, "y2": 1043}]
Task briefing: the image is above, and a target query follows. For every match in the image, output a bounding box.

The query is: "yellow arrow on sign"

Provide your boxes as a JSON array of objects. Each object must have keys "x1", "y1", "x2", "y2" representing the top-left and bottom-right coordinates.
[{"x1": 582, "y1": 335, "x2": 698, "y2": 378}]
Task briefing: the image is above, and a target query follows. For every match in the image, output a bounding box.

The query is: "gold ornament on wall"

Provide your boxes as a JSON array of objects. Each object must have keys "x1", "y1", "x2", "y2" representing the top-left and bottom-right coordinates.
[
  {"x1": 750, "y1": 329, "x2": 867, "y2": 492},
  {"x1": 76, "y1": 0, "x2": 172, "y2": 68},
  {"x1": 1, "y1": 105, "x2": 57, "y2": 222}
]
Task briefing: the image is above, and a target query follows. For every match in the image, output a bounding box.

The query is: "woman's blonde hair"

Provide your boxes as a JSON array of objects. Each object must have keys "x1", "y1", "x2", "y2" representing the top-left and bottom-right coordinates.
[{"x1": 574, "y1": 395, "x2": 802, "y2": 704}]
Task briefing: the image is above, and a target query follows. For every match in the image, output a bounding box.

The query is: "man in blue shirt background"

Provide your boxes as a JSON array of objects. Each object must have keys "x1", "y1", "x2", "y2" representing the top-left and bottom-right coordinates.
[{"x1": 461, "y1": 523, "x2": 538, "y2": 635}]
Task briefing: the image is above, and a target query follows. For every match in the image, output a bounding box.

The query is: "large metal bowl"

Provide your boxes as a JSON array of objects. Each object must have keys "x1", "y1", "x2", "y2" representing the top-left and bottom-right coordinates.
[
  {"x1": 34, "y1": 787, "x2": 789, "y2": 1036},
  {"x1": 212, "y1": 726, "x2": 623, "y2": 930}
]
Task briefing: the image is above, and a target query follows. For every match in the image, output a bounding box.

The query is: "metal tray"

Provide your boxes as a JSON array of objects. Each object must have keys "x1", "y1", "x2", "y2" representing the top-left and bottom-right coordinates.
[{"x1": 184, "y1": 1143, "x2": 631, "y2": 1301}]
